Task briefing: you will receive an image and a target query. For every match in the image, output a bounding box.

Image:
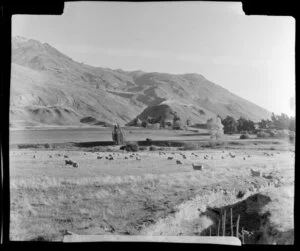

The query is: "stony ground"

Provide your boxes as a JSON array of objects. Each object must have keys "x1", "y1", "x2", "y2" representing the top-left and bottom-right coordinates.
[{"x1": 9, "y1": 140, "x2": 294, "y2": 243}]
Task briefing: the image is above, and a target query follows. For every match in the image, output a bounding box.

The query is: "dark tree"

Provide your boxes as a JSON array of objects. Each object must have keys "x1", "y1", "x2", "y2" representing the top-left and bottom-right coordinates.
[
  {"x1": 112, "y1": 124, "x2": 125, "y2": 145},
  {"x1": 221, "y1": 116, "x2": 237, "y2": 134},
  {"x1": 237, "y1": 117, "x2": 255, "y2": 133}
]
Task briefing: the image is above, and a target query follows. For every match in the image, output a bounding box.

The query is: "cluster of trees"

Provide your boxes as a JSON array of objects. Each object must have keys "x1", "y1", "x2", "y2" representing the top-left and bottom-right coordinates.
[
  {"x1": 137, "y1": 112, "x2": 186, "y2": 130},
  {"x1": 221, "y1": 112, "x2": 295, "y2": 135},
  {"x1": 260, "y1": 113, "x2": 295, "y2": 131},
  {"x1": 221, "y1": 116, "x2": 255, "y2": 134}
]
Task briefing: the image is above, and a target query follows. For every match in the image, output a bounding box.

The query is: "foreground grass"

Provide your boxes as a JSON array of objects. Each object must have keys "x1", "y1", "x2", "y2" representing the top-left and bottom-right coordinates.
[
  {"x1": 10, "y1": 165, "x2": 291, "y2": 242},
  {"x1": 10, "y1": 172, "x2": 214, "y2": 241}
]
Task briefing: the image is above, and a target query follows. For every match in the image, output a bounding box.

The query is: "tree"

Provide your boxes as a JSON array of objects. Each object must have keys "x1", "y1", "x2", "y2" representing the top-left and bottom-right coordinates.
[
  {"x1": 289, "y1": 117, "x2": 295, "y2": 132},
  {"x1": 237, "y1": 117, "x2": 255, "y2": 133},
  {"x1": 112, "y1": 124, "x2": 125, "y2": 145},
  {"x1": 173, "y1": 119, "x2": 183, "y2": 130},
  {"x1": 221, "y1": 116, "x2": 237, "y2": 134},
  {"x1": 206, "y1": 117, "x2": 224, "y2": 140},
  {"x1": 258, "y1": 119, "x2": 272, "y2": 129}
]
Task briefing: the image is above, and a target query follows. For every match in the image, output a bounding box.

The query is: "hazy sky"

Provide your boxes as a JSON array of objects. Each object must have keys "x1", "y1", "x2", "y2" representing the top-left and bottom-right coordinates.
[{"x1": 12, "y1": 1, "x2": 295, "y2": 116}]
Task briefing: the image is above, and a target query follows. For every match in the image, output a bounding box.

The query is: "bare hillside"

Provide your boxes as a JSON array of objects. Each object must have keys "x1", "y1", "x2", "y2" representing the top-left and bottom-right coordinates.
[{"x1": 10, "y1": 36, "x2": 272, "y2": 128}]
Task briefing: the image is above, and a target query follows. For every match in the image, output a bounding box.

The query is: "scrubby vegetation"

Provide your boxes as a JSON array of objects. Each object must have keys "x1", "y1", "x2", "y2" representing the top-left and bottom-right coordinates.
[
  {"x1": 121, "y1": 141, "x2": 139, "y2": 152},
  {"x1": 240, "y1": 134, "x2": 249, "y2": 139}
]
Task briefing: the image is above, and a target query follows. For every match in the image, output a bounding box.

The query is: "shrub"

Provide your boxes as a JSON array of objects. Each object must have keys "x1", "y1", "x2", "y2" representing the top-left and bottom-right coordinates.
[
  {"x1": 139, "y1": 146, "x2": 147, "y2": 151},
  {"x1": 149, "y1": 145, "x2": 157, "y2": 151},
  {"x1": 44, "y1": 143, "x2": 50, "y2": 148},
  {"x1": 146, "y1": 138, "x2": 153, "y2": 146},
  {"x1": 240, "y1": 134, "x2": 249, "y2": 139},
  {"x1": 257, "y1": 131, "x2": 269, "y2": 138},
  {"x1": 121, "y1": 142, "x2": 139, "y2": 152}
]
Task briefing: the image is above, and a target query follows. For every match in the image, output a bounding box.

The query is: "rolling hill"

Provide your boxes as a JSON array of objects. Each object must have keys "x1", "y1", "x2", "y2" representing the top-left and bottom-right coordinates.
[{"x1": 10, "y1": 36, "x2": 272, "y2": 128}]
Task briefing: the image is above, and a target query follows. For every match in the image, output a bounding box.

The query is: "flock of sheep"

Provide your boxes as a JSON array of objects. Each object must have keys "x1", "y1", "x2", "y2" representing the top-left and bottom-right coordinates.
[{"x1": 30, "y1": 149, "x2": 281, "y2": 176}]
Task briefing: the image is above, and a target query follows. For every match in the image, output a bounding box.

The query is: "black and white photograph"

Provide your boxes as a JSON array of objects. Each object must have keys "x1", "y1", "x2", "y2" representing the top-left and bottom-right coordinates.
[{"x1": 9, "y1": 1, "x2": 295, "y2": 244}]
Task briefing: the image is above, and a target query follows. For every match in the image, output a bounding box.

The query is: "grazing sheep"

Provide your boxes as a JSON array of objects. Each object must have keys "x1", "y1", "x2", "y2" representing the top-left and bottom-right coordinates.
[
  {"x1": 262, "y1": 174, "x2": 273, "y2": 179},
  {"x1": 176, "y1": 160, "x2": 182, "y2": 164},
  {"x1": 65, "y1": 160, "x2": 73, "y2": 165},
  {"x1": 221, "y1": 156, "x2": 225, "y2": 159},
  {"x1": 192, "y1": 163, "x2": 204, "y2": 171},
  {"x1": 250, "y1": 169, "x2": 261, "y2": 177},
  {"x1": 136, "y1": 157, "x2": 141, "y2": 161},
  {"x1": 168, "y1": 157, "x2": 174, "y2": 160},
  {"x1": 97, "y1": 156, "x2": 102, "y2": 159},
  {"x1": 109, "y1": 157, "x2": 114, "y2": 160},
  {"x1": 124, "y1": 156, "x2": 128, "y2": 159},
  {"x1": 64, "y1": 155, "x2": 69, "y2": 158}
]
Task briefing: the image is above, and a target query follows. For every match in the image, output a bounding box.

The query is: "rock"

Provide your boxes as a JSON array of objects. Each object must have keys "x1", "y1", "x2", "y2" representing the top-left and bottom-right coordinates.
[
  {"x1": 176, "y1": 160, "x2": 182, "y2": 164},
  {"x1": 136, "y1": 157, "x2": 141, "y2": 160},
  {"x1": 49, "y1": 155, "x2": 52, "y2": 158},
  {"x1": 72, "y1": 162, "x2": 78, "y2": 168},
  {"x1": 192, "y1": 163, "x2": 204, "y2": 171},
  {"x1": 97, "y1": 156, "x2": 102, "y2": 159},
  {"x1": 168, "y1": 157, "x2": 173, "y2": 160},
  {"x1": 221, "y1": 156, "x2": 225, "y2": 159},
  {"x1": 109, "y1": 157, "x2": 114, "y2": 160},
  {"x1": 64, "y1": 155, "x2": 69, "y2": 158},
  {"x1": 243, "y1": 157, "x2": 246, "y2": 160},
  {"x1": 124, "y1": 156, "x2": 128, "y2": 159}
]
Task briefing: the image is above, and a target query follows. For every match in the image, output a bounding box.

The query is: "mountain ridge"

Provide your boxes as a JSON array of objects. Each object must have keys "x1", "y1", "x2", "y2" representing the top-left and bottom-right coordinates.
[{"x1": 10, "y1": 36, "x2": 272, "y2": 128}]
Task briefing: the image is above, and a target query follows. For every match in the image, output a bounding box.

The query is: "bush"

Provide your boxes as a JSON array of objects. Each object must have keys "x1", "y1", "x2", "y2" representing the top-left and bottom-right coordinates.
[
  {"x1": 120, "y1": 142, "x2": 139, "y2": 152},
  {"x1": 149, "y1": 145, "x2": 157, "y2": 151},
  {"x1": 240, "y1": 134, "x2": 249, "y2": 139},
  {"x1": 139, "y1": 146, "x2": 147, "y2": 151},
  {"x1": 146, "y1": 138, "x2": 153, "y2": 146},
  {"x1": 257, "y1": 131, "x2": 269, "y2": 138},
  {"x1": 44, "y1": 143, "x2": 50, "y2": 148}
]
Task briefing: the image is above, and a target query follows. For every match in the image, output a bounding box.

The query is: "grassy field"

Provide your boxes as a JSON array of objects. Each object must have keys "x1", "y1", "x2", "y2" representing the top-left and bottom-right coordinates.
[{"x1": 9, "y1": 128, "x2": 295, "y2": 243}]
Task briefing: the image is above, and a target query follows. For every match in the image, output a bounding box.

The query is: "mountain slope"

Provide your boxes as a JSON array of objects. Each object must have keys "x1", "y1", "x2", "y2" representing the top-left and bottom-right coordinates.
[{"x1": 10, "y1": 36, "x2": 272, "y2": 128}]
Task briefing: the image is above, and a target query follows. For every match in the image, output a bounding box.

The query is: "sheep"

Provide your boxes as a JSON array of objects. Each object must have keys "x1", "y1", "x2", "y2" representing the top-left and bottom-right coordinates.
[
  {"x1": 136, "y1": 157, "x2": 141, "y2": 161},
  {"x1": 176, "y1": 160, "x2": 183, "y2": 164},
  {"x1": 65, "y1": 159, "x2": 73, "y2": 165},
  {"x1": 97, "y1": 156, "x2": 102, "y2": 159},
  {"x1": 168, "y1": 157, "x2": 174, "y2": 160}
]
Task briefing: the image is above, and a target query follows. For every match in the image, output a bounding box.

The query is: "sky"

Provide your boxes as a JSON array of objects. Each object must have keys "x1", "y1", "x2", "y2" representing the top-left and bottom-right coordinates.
[{"x1": 12, "y1": 1, "x2": 295, "y2": 116}]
